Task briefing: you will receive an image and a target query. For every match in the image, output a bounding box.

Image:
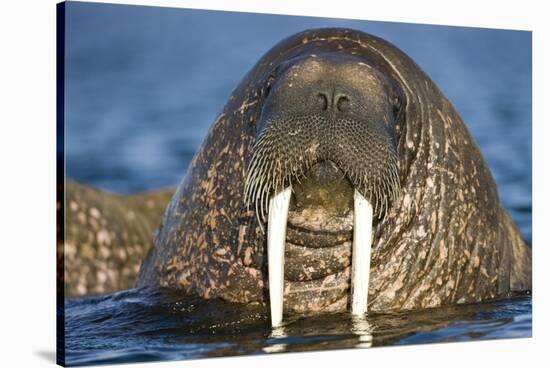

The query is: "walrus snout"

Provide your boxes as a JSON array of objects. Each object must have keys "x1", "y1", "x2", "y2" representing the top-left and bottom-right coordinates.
[
  {"x1": 244, "y1": 52, "x2": 402, "y2": 224},
  {"x1": 316, "y1": 90, "x2": 350, "y2": 113}
]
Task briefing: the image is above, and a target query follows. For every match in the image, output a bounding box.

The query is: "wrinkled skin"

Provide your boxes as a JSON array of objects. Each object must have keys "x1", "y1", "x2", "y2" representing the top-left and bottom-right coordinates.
[{"x1": 137, "y1": 28, "x2": 531, "y2": 314}]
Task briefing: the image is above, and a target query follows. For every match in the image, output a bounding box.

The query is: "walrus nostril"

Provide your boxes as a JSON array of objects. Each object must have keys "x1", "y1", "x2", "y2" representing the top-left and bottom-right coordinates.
[
  {"x1": 336, "y1": 94, "x2": 350, "y2": 112},
  {"x1": 316, "y1": 91, "x2": 349, "y2": 112},
  {"x1": 317, "y1": 92, "x2": 329, "y2": 111}
]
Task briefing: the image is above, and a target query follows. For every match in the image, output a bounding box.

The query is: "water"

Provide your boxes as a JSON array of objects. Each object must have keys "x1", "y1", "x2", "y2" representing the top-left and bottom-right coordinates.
[
  {"x1": 64, "y1": 288, "x2": 531, "y2": 366},
  {"x1": 62, "y1": 2, "x2": 532, "y2": 366}
]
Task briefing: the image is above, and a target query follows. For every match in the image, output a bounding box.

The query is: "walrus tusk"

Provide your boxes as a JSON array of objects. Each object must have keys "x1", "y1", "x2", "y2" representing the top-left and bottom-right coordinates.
[
  {"x1": 351, "y1": 190, "x2": 374, "y2": 316},
  {"x1": 268, "y1": 187, "x2": 371, "y2": 325},
  {"x1": 268, "y1": 186, "x2": 292, "y2": 327}
]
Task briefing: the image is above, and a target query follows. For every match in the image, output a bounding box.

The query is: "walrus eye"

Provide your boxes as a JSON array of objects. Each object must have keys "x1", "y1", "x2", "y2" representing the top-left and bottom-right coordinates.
[
  {"x1": 391, "y1": 94, "x2": 402, "y2": 118},
  {"x1": 263, "y1": 75, "x2": 276, "y2": 98}
]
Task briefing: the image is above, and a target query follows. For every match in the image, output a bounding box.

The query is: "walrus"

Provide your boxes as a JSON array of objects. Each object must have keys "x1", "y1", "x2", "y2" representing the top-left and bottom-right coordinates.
[
  {"x1": 62, "y1": 180, "x2": 174, "y2": 296},
  {"x1": 131, "y1": 28, "x2": 532, "y2": 326},
  {"x1": 65, "y1": 28, "x2": 531, "y2": 326}
]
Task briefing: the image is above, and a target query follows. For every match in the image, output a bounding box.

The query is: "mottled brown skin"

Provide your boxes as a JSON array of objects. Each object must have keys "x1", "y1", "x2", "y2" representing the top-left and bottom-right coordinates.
[
  {"x1": 137, "y1": 28, "x2": 531, "y2": 314},
  {"x1": 64, "y1": 180, "x2": 174, "y2": 296}
]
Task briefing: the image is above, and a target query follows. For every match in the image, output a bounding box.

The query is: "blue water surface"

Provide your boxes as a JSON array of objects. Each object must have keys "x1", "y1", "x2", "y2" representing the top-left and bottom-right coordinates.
[
  {"x1": 63, "y1": 1, "x2": 532, "y2": 366},
  {"x1": 64, "y1": 289, "x2": 531, "y2": 366}
]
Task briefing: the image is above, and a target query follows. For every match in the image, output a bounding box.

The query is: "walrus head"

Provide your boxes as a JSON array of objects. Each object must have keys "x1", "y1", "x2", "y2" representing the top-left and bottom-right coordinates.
[{"x1": 244, "y1": 53, "x2": 404, "y2": 325}]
